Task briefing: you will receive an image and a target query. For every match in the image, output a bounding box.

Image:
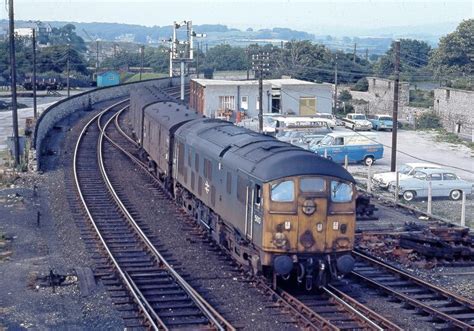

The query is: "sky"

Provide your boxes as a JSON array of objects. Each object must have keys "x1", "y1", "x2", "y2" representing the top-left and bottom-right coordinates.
[{"x1": 2, "y1": 0, "x2": 473, "y2": 34}]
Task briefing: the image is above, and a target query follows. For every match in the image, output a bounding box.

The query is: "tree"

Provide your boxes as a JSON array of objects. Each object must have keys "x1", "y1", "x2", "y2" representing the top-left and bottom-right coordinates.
[
  {"x1": 47, "y1": 24, "x2": 87, "y2": 52},
  {"x1": 374, "y1": 39, "x2": 432, "y2": 80},
  {"x1": 202, "y1": 44, "x2": 247, "y2": 71},
  {"x1": 339, "y1": 90, "x2": 352, "y2": 102},
  {"x1": 352, "y1": 77, "x2": 369, "y2": 91},
  {"x1": 429, "y1": 19, "x2": 473, "y2": 79}
]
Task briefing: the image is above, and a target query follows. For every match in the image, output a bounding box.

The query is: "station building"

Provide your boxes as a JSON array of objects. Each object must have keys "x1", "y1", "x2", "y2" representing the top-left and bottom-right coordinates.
[{"x1": 189, "y1": 78, "x2": 332, "y2": 121}]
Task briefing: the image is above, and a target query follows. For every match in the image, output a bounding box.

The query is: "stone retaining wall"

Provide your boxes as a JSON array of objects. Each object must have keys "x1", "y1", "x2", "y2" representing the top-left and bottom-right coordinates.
[{"x1": 34, "y1": 77, "x2": 181, "y2": 169}]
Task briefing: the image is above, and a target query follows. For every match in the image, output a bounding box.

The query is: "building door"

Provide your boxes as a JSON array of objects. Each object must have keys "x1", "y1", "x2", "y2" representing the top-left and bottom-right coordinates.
[{"x1": 299, "y1": 97, "x2": 317, "y2": 115}]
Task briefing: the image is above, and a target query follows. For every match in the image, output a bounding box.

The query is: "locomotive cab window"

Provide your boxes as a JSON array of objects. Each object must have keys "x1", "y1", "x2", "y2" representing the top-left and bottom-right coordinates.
[
  {"x1": 300, "y1": 177, "x2": 325, "y2": 193},
  {"x1": 254, "y1": 184, "x2": 262, "y2": 206},
  {"x1": 330, "y1": 181, "x2": 353, "y2": 203},
  {"x1": 271, "y1": 180, "x2": 295, "y2": 202}
]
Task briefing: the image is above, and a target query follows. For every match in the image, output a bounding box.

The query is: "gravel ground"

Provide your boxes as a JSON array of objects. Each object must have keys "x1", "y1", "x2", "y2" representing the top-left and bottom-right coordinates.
[{"x1": 0, "y1": 100, "x2": 124, "y2": 329}]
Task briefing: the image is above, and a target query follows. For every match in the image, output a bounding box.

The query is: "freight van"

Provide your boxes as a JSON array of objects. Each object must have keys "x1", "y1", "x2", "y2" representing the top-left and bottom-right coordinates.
[{"x1": 309, "y1": 132, "x2": 383, "y2": 166}]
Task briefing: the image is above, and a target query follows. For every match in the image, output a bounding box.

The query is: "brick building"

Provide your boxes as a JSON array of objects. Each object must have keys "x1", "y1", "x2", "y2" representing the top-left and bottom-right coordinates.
[{"x1": 434, "y1": 87, "x2": 474, "y2": 140}]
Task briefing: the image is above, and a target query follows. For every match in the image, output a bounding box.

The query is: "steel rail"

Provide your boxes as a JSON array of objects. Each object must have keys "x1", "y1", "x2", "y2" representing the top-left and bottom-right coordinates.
[
  {"x1": 325, "y1": 284, "x2": 402, "y2": 331},
  {"x1": 353, "y1": 250, "x2": 474, "y2": 329},
  {"x1": 99, "y1": 110, "x2": 234, "y2": 331},
  {"x1": 114, "y1": 106, "x2": 139, "y2": 147},
  {"x1": 322, "y1": 286, "x2": 389, "y2": 331},
  {"x1": 73, "y1": 99, "x2": 164, "y2": 331}
]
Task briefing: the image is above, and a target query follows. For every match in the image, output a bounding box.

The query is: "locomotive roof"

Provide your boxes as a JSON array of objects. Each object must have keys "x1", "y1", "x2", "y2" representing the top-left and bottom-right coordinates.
[
  {"x1": 144, "y1": 101, "x2": 202, "y2": 131},
  {"x1": 176, "y1": 118, "x2": 355, "y2": 183}
]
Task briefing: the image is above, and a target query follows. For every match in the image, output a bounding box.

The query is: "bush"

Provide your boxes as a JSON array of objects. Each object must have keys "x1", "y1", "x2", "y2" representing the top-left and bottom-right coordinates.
[
  {"x1": 339, "y1": 90, "x2": 352, "y2": 102},
  {"x1": 417, "y1": 111, "x2": 441, "y2": 129},
  {"x1": 352, "y1": 77, "x2": 368, "y2": 91}
]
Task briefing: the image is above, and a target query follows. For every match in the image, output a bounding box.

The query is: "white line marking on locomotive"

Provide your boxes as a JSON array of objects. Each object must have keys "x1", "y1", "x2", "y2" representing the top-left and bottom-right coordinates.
[{"x1": 204, "y1": 180, "x2": 210, "y2": 194}]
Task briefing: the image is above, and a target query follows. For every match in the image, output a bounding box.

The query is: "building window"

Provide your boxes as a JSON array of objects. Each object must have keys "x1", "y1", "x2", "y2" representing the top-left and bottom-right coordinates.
[
  {"x1": 446, "y1": 89, "x2": 450, "y2": 100},
  {"x1": 299, "y1": 97, "x2": 316, "y2": 115},
  {"x1": 219, "y1": 96, "x2": 235, "y2": 110},
  {"x1": 240, "y1": 96, "x2": 248, "y2": 110},
  {"x1": 256, "y1": 96, "x2": 260, "y2": 110}
]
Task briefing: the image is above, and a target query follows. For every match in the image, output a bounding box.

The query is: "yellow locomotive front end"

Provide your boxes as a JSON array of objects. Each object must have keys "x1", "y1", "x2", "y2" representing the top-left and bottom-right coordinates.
[{"x1": 261, "y1": 175, "x2": 356, "y2": 289}]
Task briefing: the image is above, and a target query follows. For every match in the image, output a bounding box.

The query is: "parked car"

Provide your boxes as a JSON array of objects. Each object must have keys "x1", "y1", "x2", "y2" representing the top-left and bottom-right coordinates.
[
  {"x1": 388, "y1": 168, "x2": 473, "y2": 201},
  {"x1": 342, "y1": 113, "x2": 373, "y2": 131},
  {"x1": 309, "y1": 132, "x2": 383, "y2": 166},
  {"x1": 314, "y1": 113, "x2": 337, "y2": 129},
  {"x1": 276, "y1": 130, "x2": 307, "y2": 143},
  {"x1": 372, "y1": 163, "x2": 442, "y2": 189},
  {"x1": 292, "y1": 128, "x2": 333, "y2": 149},
  {"x1": 367, "y1": 114, "x2": 393, "y2": 131}
]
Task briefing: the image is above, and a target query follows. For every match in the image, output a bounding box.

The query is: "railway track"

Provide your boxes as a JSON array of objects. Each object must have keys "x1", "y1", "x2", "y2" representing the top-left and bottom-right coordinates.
[
  {"x1": 346, "y1": 250, "x2": 474, "y2": 330},
  {"x1": 73, "y1": 99, "x2": 233, "y2": 330}
]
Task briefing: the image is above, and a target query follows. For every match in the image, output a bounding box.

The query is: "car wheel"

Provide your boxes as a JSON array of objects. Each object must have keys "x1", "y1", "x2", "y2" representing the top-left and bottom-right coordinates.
[
  {"x1": 403, "y1": 190, "x2": 416, "y2": 202},
  {"x1": 363, "y1": 156, "x2": 375, "y2": 166},
  {"x1": 449, "y1": 190, "x2": 462, "y2": 201}
]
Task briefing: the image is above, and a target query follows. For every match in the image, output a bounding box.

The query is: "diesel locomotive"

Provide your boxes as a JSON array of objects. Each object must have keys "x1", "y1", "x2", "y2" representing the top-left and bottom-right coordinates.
[{"x1": 130, "y1": 89, "x2": 356, "y2": 289}]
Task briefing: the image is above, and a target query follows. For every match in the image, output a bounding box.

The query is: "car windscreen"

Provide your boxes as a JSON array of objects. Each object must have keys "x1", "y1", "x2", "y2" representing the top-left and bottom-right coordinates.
[
  {"x1": 353, "y1": 115, "x2": 366, "y2": 120},
  {"x1": 399, "y1": 165, "x2": 413, "y2": 174},
  {"x1": 379, "y1": 116, "x2": 392, "y2": 121},
  {"x1": 319, "y1": 135, "x2": 334, "y2": 146}
]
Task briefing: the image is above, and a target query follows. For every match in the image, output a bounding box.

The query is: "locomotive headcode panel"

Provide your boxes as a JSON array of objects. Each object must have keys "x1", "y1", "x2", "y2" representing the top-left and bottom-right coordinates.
[{"x1": 133, "y1": 99, "x2": 357, "y2": 289}]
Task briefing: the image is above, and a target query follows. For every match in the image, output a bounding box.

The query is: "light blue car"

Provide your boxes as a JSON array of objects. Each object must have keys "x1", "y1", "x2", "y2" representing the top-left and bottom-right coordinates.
[
  {"x1": 367, "y1": 114, "x2": 393, "y2": 131},
  {"x1": 389, "y1": 168, "x2": 473, "y2": 201}
]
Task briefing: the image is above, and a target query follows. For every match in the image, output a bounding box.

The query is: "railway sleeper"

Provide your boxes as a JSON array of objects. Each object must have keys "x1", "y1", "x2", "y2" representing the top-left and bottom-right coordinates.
[{"x1": 162, "y1": 317, "x2": 210, "y2": 327}]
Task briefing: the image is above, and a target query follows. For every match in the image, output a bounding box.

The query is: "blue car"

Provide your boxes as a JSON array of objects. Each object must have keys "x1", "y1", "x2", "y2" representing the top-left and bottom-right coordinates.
[
  {"x1": 309, "y1": 132, "x2": 384, "y2": 166},
  {"x1": 367, "y1": 114, "x2": 393, "y2": 131}
]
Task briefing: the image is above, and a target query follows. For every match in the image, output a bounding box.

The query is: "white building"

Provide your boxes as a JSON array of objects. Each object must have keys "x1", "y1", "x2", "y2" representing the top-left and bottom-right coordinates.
[{"x1": 190, "y1": 78, "x2": 333, "y2": 121}]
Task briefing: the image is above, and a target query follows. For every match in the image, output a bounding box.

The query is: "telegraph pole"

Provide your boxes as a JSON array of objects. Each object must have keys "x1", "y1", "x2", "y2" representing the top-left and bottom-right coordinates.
[
  {"x1": 66, "y1": 44, "x2": 70, "y2": 97},
  {"x1": 196, "y1": 42, "x2": 200, "y2": 78},
  {"x1": 246, "y1": 47, "x2": 250, "y2": 80},
  {"x1": 32, "y1": 28, "x2": 37, "y2": 119},
  {"x1": 139, "y1": 45, "x2": 144, "y2": 81},
  {"x1": 8, "y1": 0, "x2": 20, "y2": 167},
  {"x1": 353, "y1": 43, "x2": 357, "y2": 64},
  {"x1": 390, "y1": 40, "x2": 400, "y2": 172},
  {"x1": 95, "y1": 40, "x2": 99, "y2": 80},
  {"x1": 334, "y1": 53, "x2": 338, "y2": 115},
  {"x1": 252, "y1": 52, "x2": 270, "y2": 133}
]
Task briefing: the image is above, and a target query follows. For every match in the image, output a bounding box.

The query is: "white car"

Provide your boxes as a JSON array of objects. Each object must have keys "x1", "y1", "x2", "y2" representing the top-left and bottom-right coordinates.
[
  {"x1": 314, "y1": 113, "x2": 337, "y2": 129},
  {"x1": 342, "y1": 113, "x2": 372, "y2": 131},
  {"x1": 372, "y1": 162, "x2": 442, "y2": 189}
]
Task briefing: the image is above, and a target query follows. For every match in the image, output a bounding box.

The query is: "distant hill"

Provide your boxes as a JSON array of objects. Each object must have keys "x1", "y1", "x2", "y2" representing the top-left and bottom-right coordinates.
[
  {"x1": 0, "y1": 19, "x2": 454, "y2": 56},
  {"x1": 0, "y1": 20, "x2": 314, "y2": 45}
]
